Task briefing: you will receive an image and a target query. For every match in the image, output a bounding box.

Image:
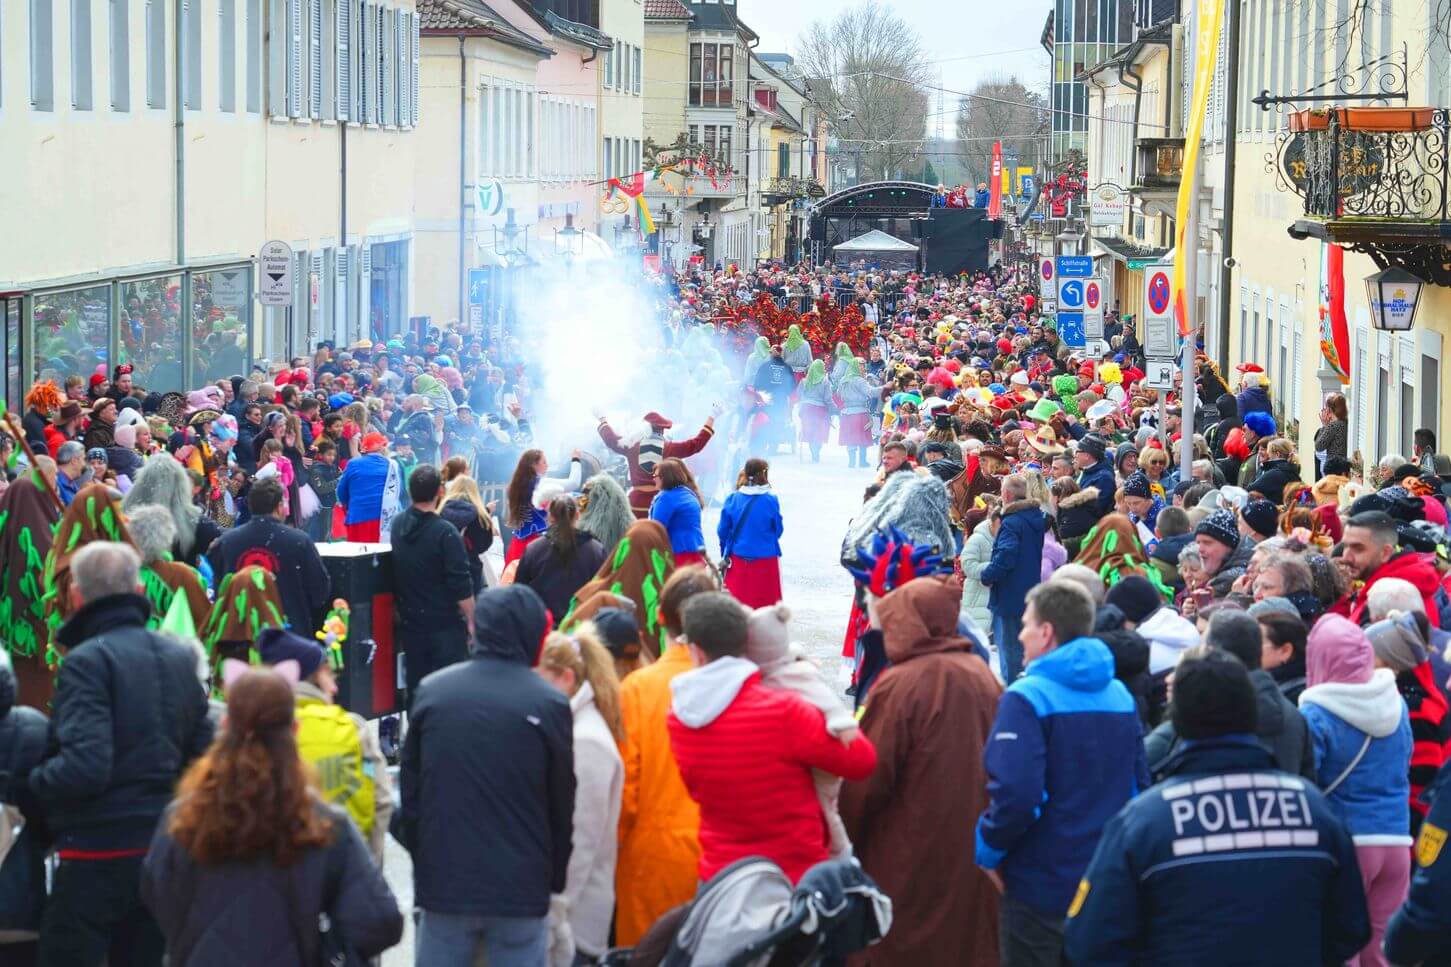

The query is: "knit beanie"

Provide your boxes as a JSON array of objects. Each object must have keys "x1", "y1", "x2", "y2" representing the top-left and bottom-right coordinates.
[
  {"x1": 1172, "y1": 651, "x2": 1259, "y2": 740},
  {"x1": 1079, "y1": 433, "x2": 1108, "y2": 462},
  {"x1": 256, "y1": 627, "x2": 325, "y2": 680},
  {"x1": 1195, "y1": 509, "x2": 1241, "y2": 550},
  {"x1": 745, "y1": 604, "x2": 792, "y2": 667},
  {"x1": 1103, "y1": 575, "x2": 1163, "y2": 624},
  {"x1": 1122, "y1": 472, "x2": 1152, "y2": 500},
  {"x1": 1365, "y1": 611, "x2": 1428, "y2": 674},
  {"x1": 1240, "y1": 499, "x2": 1278, "y2": 539}
]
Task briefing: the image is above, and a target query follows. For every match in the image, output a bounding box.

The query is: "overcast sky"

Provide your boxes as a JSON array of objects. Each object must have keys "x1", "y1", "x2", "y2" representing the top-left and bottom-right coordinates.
[{"x1": 742, "y1": 0, "x2": 1054, "y2": 140}]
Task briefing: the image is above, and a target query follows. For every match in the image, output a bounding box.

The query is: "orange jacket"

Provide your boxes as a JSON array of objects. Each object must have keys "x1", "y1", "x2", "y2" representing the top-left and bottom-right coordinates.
[{"x1": 615, "y1": 643, "x2": 701, "y2": 945}]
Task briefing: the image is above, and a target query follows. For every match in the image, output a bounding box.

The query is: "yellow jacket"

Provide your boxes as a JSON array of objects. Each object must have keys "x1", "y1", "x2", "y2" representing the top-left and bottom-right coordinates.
[{"x1": 615, "y1": 643, "x2": 701, "y2": 945}]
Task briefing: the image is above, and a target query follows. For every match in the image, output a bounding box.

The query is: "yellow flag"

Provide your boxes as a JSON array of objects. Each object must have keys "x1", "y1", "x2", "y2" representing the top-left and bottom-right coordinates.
[{"x1": 1173, "y1": 0, "x2": 1226, "y2": 337}]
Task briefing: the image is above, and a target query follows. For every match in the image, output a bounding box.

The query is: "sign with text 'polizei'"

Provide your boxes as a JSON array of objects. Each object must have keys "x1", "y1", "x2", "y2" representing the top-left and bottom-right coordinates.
[{"x1": 258, "y1": 240, "x2": 294, "y2": 307}]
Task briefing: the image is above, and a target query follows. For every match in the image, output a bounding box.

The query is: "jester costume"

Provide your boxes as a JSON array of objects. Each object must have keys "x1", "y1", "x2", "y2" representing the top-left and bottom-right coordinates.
[
  {"x1": 1073, "y1": 513, "x2": 1175, "y2": 601},
  {"x1": 597, "y1": 414, "x2": 715, "y2": 519},
  {"x1": 203, "y1": 564, "x2": 287, "y2": 677},
  {"x1": 563, "y1": 520, "x2": 676, "y2": 658},
  {"x1": 42, "y1": 483, "x2": 135, "y2": 664},
  {"x1": 0, "y1": 473, "x2": 62, "y2": 709},
  {"x1": 142, "y1": 558, "x2": 212, "y2": 635}
]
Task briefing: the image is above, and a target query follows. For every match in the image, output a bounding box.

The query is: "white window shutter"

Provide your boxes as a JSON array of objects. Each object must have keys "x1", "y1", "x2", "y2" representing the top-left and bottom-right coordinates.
[
  {"x1": 357, "y1": 244, "x2": 373, "y2": 340},
  {"x1": 409, "y1": 10, "x2": 418, "y2": 125},
  {"x1": 287, "y1": 0, "x2": 302, "y2": 116},
  {"x1": 360, "y1": 1, "x2": 372, "y2": 123},
  {"x1": 335, "y1": 245, "x2": 350, "y2": 337},
  {"x1": 309, "y1": 250, "x2": 324, "y2": 336},
  {"x1": 308, "y1": 0, "x2": 322, "y2": 116},
  {"x1": 375, "y1": 4, "x2": 384, "y2": 124},
  {"x1": 267, "y1": 0, "x2": 285, "y2": 115},
  {"x1": 1354, "y1": 330, "x2": 1369, "y2": 458},
  {"x1": 1292, "y1": 327, "x2": 1303, "y2": 422},
  {"x1": 395, "y1": 10, "x2": 405, "y2": 125},
  {"x1": 335, "y1": 0, "x2": 349, "y2": 119}
]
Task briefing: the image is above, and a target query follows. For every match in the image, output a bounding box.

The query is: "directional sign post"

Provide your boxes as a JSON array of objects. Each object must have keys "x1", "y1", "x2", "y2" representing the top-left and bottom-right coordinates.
[
  {"x1": 1055, "y1": 255, "x2": 1093, "y2": 279},
  {"x1": 258, "y1": 240, "x2": 294, "y2": 308},
  {"x1": 1083, "y1": 277, "x2": 1104, "y2": 339}
]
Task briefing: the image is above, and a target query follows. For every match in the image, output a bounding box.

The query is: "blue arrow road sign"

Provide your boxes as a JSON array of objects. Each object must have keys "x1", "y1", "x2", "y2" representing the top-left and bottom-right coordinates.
[
  {"x1": 1059, "y1": 280, "x2": 1085, "y2": 309},
  {"x1": 1056, "y1": 256, "x2": 1093, "y2": 277},
  {"x1": 1057, "y1": 311, "x2": 1086, "y2": 348}
]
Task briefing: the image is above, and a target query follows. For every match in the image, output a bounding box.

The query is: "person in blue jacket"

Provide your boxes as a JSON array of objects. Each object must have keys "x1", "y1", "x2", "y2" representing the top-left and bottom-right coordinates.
[
  {"x1": 976, "y1": 579, "x2": 1148, "y2": 967},
  {"x1": 649, "y1": 457, "x2": 707, "y2": 568},
  {"x1": 715, "y1": 458, "x2": 784, "y2": 609},
  {"x1": 1073, "y1": 433, "x2": 1118, "y2": 517},
  {"x1": 1386, "y1": 758, "x2": 1451, "y2": 964},
  {"x1": 1065, "y1": 649, "x2": 1370, "y2": 966},
  {"x1": 979, "y1": 473, "x2": 1048, "y2": 683}
]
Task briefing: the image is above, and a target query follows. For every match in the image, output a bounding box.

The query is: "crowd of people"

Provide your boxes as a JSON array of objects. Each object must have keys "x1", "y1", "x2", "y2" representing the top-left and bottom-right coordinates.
[{"x1": 0, "y1": 256, "x2": 1450, "y2": 966}]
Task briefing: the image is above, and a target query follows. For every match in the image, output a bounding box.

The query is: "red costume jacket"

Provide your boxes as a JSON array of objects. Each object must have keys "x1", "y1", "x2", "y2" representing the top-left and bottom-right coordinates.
[{"x1": 597, "y1": 419, "x2": 714, "y2": 518}]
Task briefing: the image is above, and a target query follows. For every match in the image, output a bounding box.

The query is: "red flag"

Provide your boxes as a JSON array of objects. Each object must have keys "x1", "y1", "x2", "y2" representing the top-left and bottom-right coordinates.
[
  {"x1": 988, "y1": 142, "x2": 1003, "y2": 220},
  {"x1": 1322, "y1": 244, "x2": 1351, "y2": 384}
]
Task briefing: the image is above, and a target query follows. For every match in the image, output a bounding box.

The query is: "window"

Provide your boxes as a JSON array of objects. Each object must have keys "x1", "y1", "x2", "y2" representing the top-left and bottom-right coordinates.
[
  {"x1": 184, "y1": 0, "x2": 201, "y2": 109},
  {"x1": 287, "y1": 0, "x2": 303, "y2": 116},
  {"x1": 633, "y1": 44, "x2": 641, "y2": 95},
  {"x1": 246, "y1": 0, "x2": 260, "y2": 110},
  {"x1": 1421, "y1": 331, "x2": 1442, "y2": 444},
  {"x1": 220, "y1": 0, "x2": 236, "y2": 110},
  {"x1": 110, "y1": 0, "x2": 130, "y2": 109},
  {"x1": 777, "y1": 141, "x2": 788, "y2": 178},
  {"x1": 34, "y1": 286, "x2": 111, "y2": 387},
  {"x1": 604, "y1": 42, "x2": 613, "y2": 88},
  {"x1": 604, "y1": 137, "x2": 612, "y2": 180},
  {"x1": 72, "y1": 0, "x2": 93, "y2": 109},
  {"x1": 30, "y1": 0, "x2": 54, "y2": 110},
  {"x1": 689, "y1": 42, "x2": 732, "y2": 106},
  {"x1": 334, "y1": 0, "x2": 349, "y2": 119}
]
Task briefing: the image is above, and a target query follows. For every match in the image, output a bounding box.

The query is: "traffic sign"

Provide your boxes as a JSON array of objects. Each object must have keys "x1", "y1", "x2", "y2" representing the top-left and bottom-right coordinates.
[
  {"x1": 1058, "y1": 279, "x2": 1085, "y2": 309},
  {"x1": 1145, "y1": 358, "x2": 1176, "y2": 390},
  {"x1": 1058, "y1": 311, "x2": 1086, "y2": 348},
  {"x1": 1146, "y1": 270, "x2": 1172, "y2": 315},
  {"x1": 258, "y1": 240, "x2": 294, "y2": 307},
  {"x1": 1040, "y1": 257, "x2": 1055, "y2": 285},
  {"x1": 1084, "y1": 277, "x2": 1104, "y2": 339},
  {"x1": 468, "y1": 268, "x2": 491, "y2": 306},
  {"x1": 1056, "y1": 255, "x2": 1093, "y2": 278},
  {"x1": 1143, "y1": 262, "x2": 1176, "y2": 358}
]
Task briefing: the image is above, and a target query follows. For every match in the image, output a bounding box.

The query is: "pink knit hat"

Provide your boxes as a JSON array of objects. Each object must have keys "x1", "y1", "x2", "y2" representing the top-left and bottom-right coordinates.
[{"x1": 1306, "y1": 614, "x2": 1375, "y2": 687}]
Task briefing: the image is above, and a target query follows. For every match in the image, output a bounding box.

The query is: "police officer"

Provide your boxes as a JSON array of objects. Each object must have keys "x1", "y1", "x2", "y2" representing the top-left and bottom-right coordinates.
[
  {"x1": 1065, "y1": 650, "x2": 1370, "y2": 965},
  {"x1": 1385, "y1": 758, "x2": 1451, "y2": 964}
]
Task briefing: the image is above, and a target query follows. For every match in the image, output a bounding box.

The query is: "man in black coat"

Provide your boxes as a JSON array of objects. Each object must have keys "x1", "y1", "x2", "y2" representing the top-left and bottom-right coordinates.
[
  {"x1": 389, "y1": 464, "x2": 475, "y2": 707},
  {"x1": 30, "y1": 541, "x2": 214, "y2": 966},
  {"x1": 206, "y1": 478, "x2": 331, "y2": 636},
  {"x1": 394, "y1": 583, "x2": 574, "y2": 966}
]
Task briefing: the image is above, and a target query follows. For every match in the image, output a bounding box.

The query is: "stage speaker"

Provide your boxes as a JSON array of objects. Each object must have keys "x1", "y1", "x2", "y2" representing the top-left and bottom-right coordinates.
[{"x1": 317, "y1": 543, "x2": 399, "y2": 719}]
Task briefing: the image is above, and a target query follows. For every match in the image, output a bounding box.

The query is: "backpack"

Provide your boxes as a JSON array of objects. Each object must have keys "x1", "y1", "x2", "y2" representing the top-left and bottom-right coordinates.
[{"x1": 296, "y1": 700, "x2": 375, "y2": 840}]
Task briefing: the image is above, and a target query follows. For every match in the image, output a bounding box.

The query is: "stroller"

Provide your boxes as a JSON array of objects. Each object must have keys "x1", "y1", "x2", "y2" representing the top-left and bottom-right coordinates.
[{"x1": 601, "y1": 856, "x2": 892, "y2": 967}]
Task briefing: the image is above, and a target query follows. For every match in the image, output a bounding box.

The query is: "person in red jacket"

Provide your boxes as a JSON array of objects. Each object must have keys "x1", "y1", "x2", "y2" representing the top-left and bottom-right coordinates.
[
  {"x1": 667, "y1": 592, "x2": 877, "y2": 883},
  {"x1": 45, "y1": 401, "x2": 84, "y2": 459},
  {"x1": 1337, "y1": 511, "x2": 1443, "y2": 628}
]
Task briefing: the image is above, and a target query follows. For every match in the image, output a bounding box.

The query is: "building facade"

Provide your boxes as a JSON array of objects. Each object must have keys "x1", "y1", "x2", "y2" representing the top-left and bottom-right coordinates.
[
  {"x1": 1, "y1": 0, "x2": 421, "y2": 393},
  {"x1": 599, "y1": 0, "x2": 645, "y2": 249}
]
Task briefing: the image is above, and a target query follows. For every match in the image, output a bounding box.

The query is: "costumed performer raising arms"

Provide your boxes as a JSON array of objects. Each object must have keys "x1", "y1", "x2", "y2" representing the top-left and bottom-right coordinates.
[{"x1": 597, "y1": 411, "x2": 716, "y2": 519}]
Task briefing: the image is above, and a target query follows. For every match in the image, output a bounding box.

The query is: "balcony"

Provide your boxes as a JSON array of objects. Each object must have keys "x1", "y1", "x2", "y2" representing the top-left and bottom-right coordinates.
[
  {"x1": 1134, "y1": 137, "x2": 1184, "y2": 192},
  {"x1": 1272, "y1": 108, "x2": 1451, "y2": 285},
  {"x1": 761, "y1": 177, "x2": 826, "y2": 206}
]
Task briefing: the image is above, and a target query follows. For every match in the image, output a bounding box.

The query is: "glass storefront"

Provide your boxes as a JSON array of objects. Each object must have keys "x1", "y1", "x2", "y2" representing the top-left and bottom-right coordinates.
[
  {"x1": 369, "y1": 240, "x2": 409, "y2": 341},
  {"x1": 192, "y1": 268, "x2": 252, "y2": 383},
  {"x1": 117, "y1": 274, "x2": 184, "y2": 392},
  {"x1": 33, "y1": 285, "x2": 112, "y2": 389},
  {"x1": 1, "y1": 297, "x2": 21, "y2": 409}
]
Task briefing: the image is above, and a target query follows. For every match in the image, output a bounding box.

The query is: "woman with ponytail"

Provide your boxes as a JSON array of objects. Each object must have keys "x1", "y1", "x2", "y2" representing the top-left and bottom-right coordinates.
[
  {"x1": 538, "y1": 630, "x2": 624, "y2": 967},
  {"x1": 517, "y1": 494, "x2": 607, "y2": 621},
  {"x1": 141, "y1": 664, "x2": 403, "y2": 965},
  {"x1": 716, "y1": 458, "x2": 784, "y2": 608},
  {"x1": 503, "y1": 448, "x2": 583, "y2": 565}
]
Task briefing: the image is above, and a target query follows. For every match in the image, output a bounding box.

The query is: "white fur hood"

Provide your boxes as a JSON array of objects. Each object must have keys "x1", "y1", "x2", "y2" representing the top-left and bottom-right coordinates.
[{"x1": 1300, "y1": 668, "x2": 1405, "y2": 738}]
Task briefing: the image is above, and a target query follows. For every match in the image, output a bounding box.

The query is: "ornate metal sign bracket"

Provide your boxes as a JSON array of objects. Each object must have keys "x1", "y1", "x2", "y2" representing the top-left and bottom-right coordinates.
[{"x1": 1252, "y1": 44, "x2": 1409, "y2": 111}]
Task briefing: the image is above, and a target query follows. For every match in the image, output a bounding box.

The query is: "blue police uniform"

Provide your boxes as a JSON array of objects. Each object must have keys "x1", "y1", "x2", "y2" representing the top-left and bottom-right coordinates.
[
  {"x1": 1064, "y1": 734, "x2": 1370, "y2": 966},
  {"x1": 1385, "y1": 758, "x2": 1451, "y2": 965}
]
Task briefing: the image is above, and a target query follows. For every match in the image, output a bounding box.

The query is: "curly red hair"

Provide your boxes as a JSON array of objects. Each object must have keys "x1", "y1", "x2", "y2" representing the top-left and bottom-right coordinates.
[{"x1": 24, "y1": 381, "x2": 63, "y2": 415}]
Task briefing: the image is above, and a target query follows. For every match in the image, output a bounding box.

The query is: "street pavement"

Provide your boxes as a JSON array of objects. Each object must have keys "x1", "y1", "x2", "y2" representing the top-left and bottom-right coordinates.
[{"x1": 381, "y1": 442, "x2": 869, "y2": 963}]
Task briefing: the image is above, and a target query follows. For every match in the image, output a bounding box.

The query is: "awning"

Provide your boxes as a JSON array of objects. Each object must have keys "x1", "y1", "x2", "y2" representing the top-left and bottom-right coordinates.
[
  {"x1": 833, "y1": 229, "x2": 919, "y2": 253},
  {"x1": 1091, "y1": 233, "x2": 1171, "y2": 268}
]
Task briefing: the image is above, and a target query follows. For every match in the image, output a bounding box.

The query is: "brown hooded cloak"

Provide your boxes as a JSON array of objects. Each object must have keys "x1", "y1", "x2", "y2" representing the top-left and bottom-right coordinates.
[
  {"x1": 0, "y1": 473, "x2": 62, "y2": 709},
  {"x1": 564, "y1": 520, "x2": 676, "y2": 657},
  {"x1": 839, "y1": 575, "x2": 1002, "y2": 967}
]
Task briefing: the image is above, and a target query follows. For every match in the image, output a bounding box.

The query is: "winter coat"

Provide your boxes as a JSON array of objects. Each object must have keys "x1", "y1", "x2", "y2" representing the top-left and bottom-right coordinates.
[
  {"x1": 1341, "y1": 550, "x2": 1445, "y2": 629},
  {"x1": 1146, "y1": 670, "x2": 1316, "y2": 781},
  {"x1": 439, "y1": 499, "x2": 494, "y2": 594},
  {"x1": 980, "y1": 499, "x2": 1048, "y2": 619},
  {"x1": 976, "y1": 636, "x2": 1149, "y2": 915},
  {"x1": 958, "y1": 519, "x2": 995, "y2": 632},
  {"x1": 840, "y1": 578, "x2": 1003, "y2": 967},
  {"x1": 207, "y1": 516, "x2": 332, "y2": 637},
  {"x1": 649, "y1": 486, "x2": 705, "y2": 556},
  {"x1": 1400, "y1": 662, "x2": 1450, "y2": 836},
  {"x1": 1205, "y1": 394, "x2": 1242, "y2": 459},
  {"x1": 615, "y1": 643, "x2": 701, "y2": 946},
  {"x1": 516, "y1": 532, "x2": 608, "y2": 624},
  {"x1": 1065, "y1": 735, "x2": 1370, "y2": 967},
  {"x1": 1385, "y1": 758, "x2": 1451, "y2": 965},
  {"x1": 393, "y1": 585, "x2": 575, "y2": 917},
  {"x1": 141, "y1": 802, "x2": 404, "y2": 967},
  {"x1": 335, "y1": 452, "x2": 395, "y2": 525},
  {"x1": 1300, "y1": 667, "x2": 1414, "y2": 842},
  {"x1": 1207, "y1": 539, "x2": 1256, "y2": 598},
  {"x1": 1247, "y1": 458, "x2": 1303, "y2": 504},
  {"x1": 29, "y1": 593, "x2": 213, "y2": 849},
  {"x1": 388, "y1": 506, "x2": 474, "y2": 631},
  {"x1": 1136, "y1": 607, "x2": 1201, "y2": 676},
  {"x1": 1237, "y1": 384, "x2": 1273, "y2": 417},
  {"x1": 1270, "y1": 657, "x2": 1308, "y2": 706},
  {"x1": 563, "y1": 681, "x2": 623, "y2": 958},
  {"x1": 1075, "y1": 458, "x2": 1118, "y2": 517},
  {"x1": 1149, "y1": 532, "x2": 1192, "y2": 589},
  {"x1": 716, "y1": 487, "x2": 783, "y2": 561},
  {"x1": 236, "y1": 417, "x2": 263, "y2": 474},
  {"x1": 667, "y1": 658, "x2": 877, "y2": 884},
  {"x1": 1056, "y1": 487, "x2": 1101, "y2": 556},
  {"x1": 1041, "y1": 530, "x2": 1067, "y2": 582}
]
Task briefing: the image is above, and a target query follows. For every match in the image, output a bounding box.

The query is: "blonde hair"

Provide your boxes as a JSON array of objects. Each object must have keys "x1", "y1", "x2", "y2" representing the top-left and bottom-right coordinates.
[
  {"x1": 1266, "y1": 437, "x2": 1296, "y2": 461},
  {"x1": 443, "y1": 474, "x2": 493, "y2": 532},
  {"x1": 1139, "y1": 446, "x2": 1170, "y2": 471},
  {"x1": 539, "y1": 629, "x2": 624, "y2": 742}
]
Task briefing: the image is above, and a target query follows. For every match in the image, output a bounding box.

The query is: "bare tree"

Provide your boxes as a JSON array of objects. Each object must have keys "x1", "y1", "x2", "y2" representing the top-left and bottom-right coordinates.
[
  {"x1": 955, "y1": 75, "x2": 1049, "y2": 187},
  {"x1": 794, "y1": 4, "x2": 933, "y2": 182}
]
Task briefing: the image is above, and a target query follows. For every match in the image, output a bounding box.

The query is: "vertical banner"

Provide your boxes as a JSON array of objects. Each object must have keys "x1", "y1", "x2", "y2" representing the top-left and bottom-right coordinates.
[
  {"x1": 988, "y1": 141, "x2": 1003, "y2": 220},
  {"x1": 1172, "y1": 0, "x2": 1226, "y2": 337},
  {"x1": 1320, "y1": 242, "x2": 1352, "y2": 384}
]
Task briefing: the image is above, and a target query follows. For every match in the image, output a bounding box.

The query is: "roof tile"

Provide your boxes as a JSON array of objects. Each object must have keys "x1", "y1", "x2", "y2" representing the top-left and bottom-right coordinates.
[{"x1": 644, "y1": 0, "x2": 692, "y2": 20}]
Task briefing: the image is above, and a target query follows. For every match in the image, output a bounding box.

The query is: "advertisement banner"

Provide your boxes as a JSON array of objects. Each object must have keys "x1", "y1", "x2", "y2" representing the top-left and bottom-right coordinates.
[{"x1": 988, "y1": 141, "x2": 1003, "y2": 220}]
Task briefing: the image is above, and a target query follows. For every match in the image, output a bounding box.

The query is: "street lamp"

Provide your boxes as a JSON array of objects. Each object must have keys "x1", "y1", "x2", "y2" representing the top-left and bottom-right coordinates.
[
  {"x1": 1365, "y1": 266, "x2": 1425, "y2": 332},
  {"x1": 491, "y1": 207, "x2": 528, "y2": 257},
  {"x1": 554, "y1": 212, "x2": 584, "y2": 258}
]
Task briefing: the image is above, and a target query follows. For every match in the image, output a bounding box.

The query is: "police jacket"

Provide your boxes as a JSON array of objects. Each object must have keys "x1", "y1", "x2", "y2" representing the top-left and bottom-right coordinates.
[
  {"x1": 1386, "y1": 758, "x2": 1451, "y2": 965},
  {"x1": 1064, "y1": 734, "x2": 1369, "y2": 966}
]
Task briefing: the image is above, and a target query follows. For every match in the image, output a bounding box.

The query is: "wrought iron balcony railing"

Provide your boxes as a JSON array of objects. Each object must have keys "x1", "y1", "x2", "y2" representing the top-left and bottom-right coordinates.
[{"x1": 1134, "y1": 137, "x2": 1184, "y2": 192}]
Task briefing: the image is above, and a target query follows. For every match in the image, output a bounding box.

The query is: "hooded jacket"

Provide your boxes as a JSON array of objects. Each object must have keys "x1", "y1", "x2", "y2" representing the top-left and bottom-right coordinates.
[
  {"x1": 667, "y1": 656, "x2": 877, "y2": 884},
  {"x1": 1137, "y1": 607, "x2": 1202, "y2": 676},
  {"x1": 1237, "y1": 384, "x2": 1272, "y2": 417},
  {"x1": 388, "y1": 506, "x2": 474, "y2": 629},
  {"x1": 394, "y1": 585, "x2": 575, "y2": 916},
  {"x1": 1076, "y1": 458, "x2": 1118, "y2": 517},
  {"x1": 980, "y1": 499, "x2": 1048, "y2": 618},
  {"x1": 0, "y1": 657, "x2": 48, "y2": 823},
  {"x1": 1341, "y1": 550, "x2": 1444, "y2": 629},
  {"x1": 1206, "y1": 393, "x2": 1242, "y2": 459},
  {"x1": 1065, "y1": 735, "x2": 1369, "y2": 967},
  {"x1": 1247, "y1": 458, "x2": 1303, "y2": 505},
  {"x1": 840, "y1": 577, "x2": 1003, "y2": 967},
  {"x1": 1299, "y1": 615, "x2": 1413, "y2": 843},
  {"x1": 1057, "y1": 487, "x2": 1101, "y2": 555},
  {"x1": 563, "y1": 681, "x2": 624, "y2": 958},
  {"x1": 1207, "y1": 538, "x2": 1256, "y2": 598},
  {"x1": 958, "y1": 519, "x2": 995, "y2": 632},
  {"x1": 976, "y1": 636, "x2": 1149, "y2": 915},
  {"x1": 1385, "y1": 759, "x2": 1451, "y2": 966},
  {"x1": 207, "y1": 516, "x2": 331, "y2": 636},
  {"x1": 1146, "y1": 669, "x2": 1316, "y2": 781}
]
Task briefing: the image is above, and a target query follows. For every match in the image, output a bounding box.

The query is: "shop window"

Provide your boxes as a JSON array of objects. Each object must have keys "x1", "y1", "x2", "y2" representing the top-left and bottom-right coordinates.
[
  {"x1": 3, "y1": 298, "x2": 22, "y2": 411},
  {"x1": 117, "y1": 276, "x2": 184, "y2": 391},
  {"x1": 192, "y1": 268, "x2": 252, "y2": 382},
  {"x1": 368, "y1": 240, "x2": 408, "y2": 341},
  {"x1": 33, "y1": 286, "x2": 112, "y2": 389}
]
